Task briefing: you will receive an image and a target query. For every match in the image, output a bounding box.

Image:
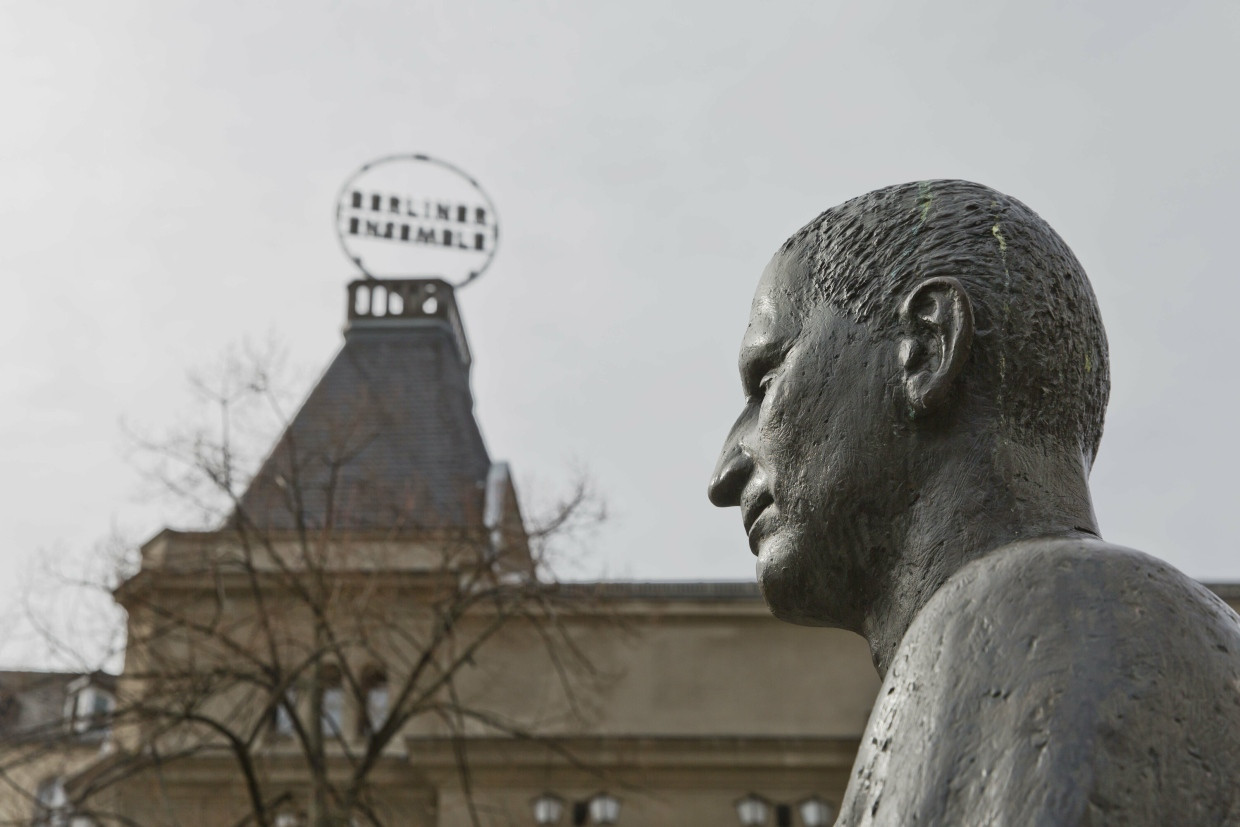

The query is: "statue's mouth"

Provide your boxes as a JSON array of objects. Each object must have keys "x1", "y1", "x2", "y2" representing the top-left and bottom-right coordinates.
[{"x1": 742, "y1": 492, "x2": 774, "y2": 550}]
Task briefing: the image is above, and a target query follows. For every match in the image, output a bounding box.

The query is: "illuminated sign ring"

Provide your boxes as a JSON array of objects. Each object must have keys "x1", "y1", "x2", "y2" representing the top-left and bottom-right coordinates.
[{"x1": 335, "y1": 153, "x2": 500, "y2": 288}]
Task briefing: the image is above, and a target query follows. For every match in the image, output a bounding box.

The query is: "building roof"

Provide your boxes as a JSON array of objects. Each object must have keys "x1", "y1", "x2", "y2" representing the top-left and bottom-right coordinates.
[
  {"x1": 0, "y1": 671, "x2": 115, "y2": 740},
  {"x1": 235, "y1": 279, "x2": 492, "y2": 533}
]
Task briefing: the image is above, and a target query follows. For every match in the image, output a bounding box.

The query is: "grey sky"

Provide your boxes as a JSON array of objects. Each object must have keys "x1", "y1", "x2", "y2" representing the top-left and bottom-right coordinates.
[{"x1": 4, "y1": 2, "x2": 1239, "y2": 665}]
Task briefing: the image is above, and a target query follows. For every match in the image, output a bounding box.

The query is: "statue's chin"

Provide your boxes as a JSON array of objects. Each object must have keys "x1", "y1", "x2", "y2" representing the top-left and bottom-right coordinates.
[{"x1": 755, "y1": 537, "x2": 847, "y2": 628}]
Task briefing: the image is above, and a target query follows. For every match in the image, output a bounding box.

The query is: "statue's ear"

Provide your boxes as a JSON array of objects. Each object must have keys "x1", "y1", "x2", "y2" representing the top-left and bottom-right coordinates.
[{"x1": 898, "y1": 277, "x2": 974, "y2": 417}]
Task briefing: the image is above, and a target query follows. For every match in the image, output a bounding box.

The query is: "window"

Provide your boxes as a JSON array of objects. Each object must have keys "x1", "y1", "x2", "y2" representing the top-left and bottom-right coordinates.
[
  {"x1": 0, "y1": 690, "x2": 19, "y2": 732},
  {"x1": 274, "y1": 689, "x2": 298, "y2": 737},
  {"x1": 317, "y1": 665, "x2": 344, "y2": 738},
  {"x1": 321, "y1": 682, "x2": 344, "y2": 738},
  {"x1": 360, "y1": 670, "x2": 388, "y2": 736},
  {"x1": 33, "y1": 777, "x2": 66, "y2": 827},
  {"x1": 365, "y1": 682, "x2": 389, "y2": 732}
]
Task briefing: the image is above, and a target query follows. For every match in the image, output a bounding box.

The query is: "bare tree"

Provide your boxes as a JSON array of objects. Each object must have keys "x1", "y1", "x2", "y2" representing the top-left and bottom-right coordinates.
[{"x1": 2, "y1": 335, "x2": 608, "y2": 827}]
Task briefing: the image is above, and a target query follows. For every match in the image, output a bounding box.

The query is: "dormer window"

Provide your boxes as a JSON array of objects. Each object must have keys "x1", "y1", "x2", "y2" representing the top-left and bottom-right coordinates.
[{"x1": 63, "y1": 677, "x2": 113, "y2": 739}]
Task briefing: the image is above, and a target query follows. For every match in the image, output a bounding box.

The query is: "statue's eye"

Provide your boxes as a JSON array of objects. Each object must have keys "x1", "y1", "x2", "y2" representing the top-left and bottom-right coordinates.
[
  {"x1": 752, "y1": 369, "x2": 778, "y2": 403},
  {"x1": 741, "y1": 347, "x2": 783, "y2": 402}
]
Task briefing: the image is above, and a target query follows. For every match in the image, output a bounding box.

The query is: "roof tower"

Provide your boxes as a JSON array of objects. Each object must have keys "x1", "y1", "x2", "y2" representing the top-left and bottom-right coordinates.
[{"x1": 235, "y1": 278, "x2": 496, "y2": 534}]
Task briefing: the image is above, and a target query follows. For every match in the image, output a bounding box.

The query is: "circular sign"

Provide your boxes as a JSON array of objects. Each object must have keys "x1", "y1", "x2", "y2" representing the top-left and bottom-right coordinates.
[{"x1": 335, "y1": 154, "x2": 500, "y2": 287}]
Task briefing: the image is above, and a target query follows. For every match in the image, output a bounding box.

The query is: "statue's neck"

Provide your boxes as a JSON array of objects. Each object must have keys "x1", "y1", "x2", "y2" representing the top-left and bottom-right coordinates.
[{"x1": 860, "y1": 436, "x2": 1099, "y2": 678}]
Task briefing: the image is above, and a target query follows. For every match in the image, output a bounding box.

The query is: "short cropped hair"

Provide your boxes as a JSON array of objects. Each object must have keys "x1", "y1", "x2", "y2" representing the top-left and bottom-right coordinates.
[{"x1": 783, "y1": 180, "x2": 1110, "y2": 464}]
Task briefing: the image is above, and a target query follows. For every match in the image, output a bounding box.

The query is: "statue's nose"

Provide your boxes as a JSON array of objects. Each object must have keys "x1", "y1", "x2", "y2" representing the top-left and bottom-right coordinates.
[{"x1": 708, "y1": 441, "x2": 752, "y2": 508}]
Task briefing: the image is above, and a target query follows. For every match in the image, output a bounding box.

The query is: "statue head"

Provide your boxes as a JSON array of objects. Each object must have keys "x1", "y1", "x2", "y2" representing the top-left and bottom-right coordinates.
[{"x1": 708, "y1": 180, "x2": 1110, "y2": 630}]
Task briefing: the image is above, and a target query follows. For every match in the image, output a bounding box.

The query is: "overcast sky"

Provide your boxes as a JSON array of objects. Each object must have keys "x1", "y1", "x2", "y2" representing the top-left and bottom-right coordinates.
[{"x1": 3, "y1": 2, "x2": 1239, "y2": 666}]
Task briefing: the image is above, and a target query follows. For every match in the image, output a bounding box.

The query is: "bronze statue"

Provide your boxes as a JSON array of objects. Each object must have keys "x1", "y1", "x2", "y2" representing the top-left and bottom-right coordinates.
[{"x1": 708, "y1": 180, "x2": 1240, "y2": 825}]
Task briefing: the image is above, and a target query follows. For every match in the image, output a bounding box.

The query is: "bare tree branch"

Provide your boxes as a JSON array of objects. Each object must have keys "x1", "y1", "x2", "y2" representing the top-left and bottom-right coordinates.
[{"x1": 3, "y1": 342, "x2": 611, "y2": 827}]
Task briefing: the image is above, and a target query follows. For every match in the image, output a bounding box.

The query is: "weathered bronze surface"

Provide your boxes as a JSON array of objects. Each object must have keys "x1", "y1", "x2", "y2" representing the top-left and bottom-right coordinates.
[{"x1": 709, "y1": 180, "x2": 1240, "y2": 825}]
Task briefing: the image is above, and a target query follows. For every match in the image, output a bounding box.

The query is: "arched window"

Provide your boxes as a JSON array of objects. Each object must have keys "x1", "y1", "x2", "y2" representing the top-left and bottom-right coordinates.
[
  {"x1": 360, "y1": 668, "x2": 388, "y2": 736},
  {"x1": 274, "y1": 809, "x2": 304, "y2": 827},
  {"x1": 321, "y1": 667, "x2": 344, "y2": 738}
]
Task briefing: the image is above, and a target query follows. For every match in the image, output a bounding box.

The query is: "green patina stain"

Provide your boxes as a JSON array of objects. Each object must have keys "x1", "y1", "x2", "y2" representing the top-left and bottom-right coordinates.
[
  {"x1": 917, "y1": 181, "x2": 933, "y2": 223},
  {"x1": 1085, "y1": 354, "x2": 1092, "y2": 373},
  {"x1": 991, "y1": 222, "x2": 1007, "y2": 252}
]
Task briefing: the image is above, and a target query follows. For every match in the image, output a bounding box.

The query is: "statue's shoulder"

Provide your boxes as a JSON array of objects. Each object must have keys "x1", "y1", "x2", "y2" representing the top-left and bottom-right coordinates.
[
  {"x1": 839, "y1": 538, "x2": 1240, "y2": 826},
  {"x1": 912, "y1": 536, "x2": 1240, "y2": 662}
]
